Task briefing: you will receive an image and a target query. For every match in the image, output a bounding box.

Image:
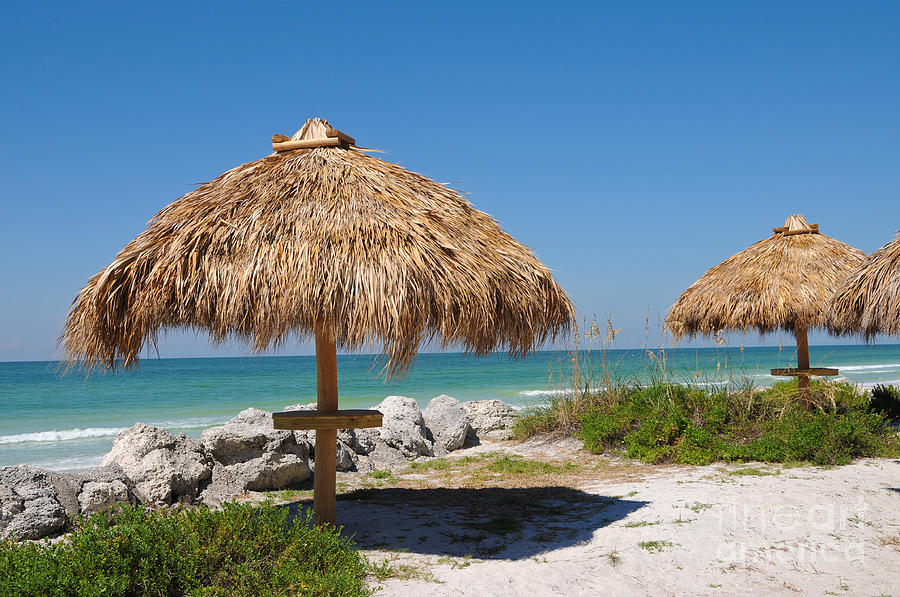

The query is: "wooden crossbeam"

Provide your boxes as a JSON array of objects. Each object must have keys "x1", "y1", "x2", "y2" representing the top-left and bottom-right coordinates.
[
  {"x1": 272, "y1": 137, "x2": 344, "y2": 151},
  {"x1": 272, "y1": 409, "x2": 383, "y2": 431},
  {"x1": 770, "y1": 368, "x2": 839, "y2": 377},
  {"x1": 271, "y1": 128, "x2": 356, "y2": 152},
  {"x1": 772, "y1": 224, "x2": 819, "y2": 235},
  {"x1": 325, "y1": 128, "x2": 355, "y2": 146}
]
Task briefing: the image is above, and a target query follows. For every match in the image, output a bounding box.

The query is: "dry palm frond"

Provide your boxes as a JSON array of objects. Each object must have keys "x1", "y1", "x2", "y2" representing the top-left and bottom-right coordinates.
[
  {"x1": 62, "y1": 119, "x2": 574, "y2": 376},
  {"x1": 666, "y1": 215, "x2": 866, "y2": 339},
  {"x1": 828, "y1": 232, "x2": 900, "y2": 338}
]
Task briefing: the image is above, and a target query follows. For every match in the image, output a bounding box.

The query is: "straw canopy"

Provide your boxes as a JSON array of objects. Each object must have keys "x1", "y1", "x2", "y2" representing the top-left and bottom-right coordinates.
[
  {"x1": 62, "y1": 118, "x2": 574, "y2": 375},
  {"x1": 666, "y1": 215, "x2": 866, "y2": 339},
  {"x1": 828, "y1": 232, "x2": 900, "y2": 339}
]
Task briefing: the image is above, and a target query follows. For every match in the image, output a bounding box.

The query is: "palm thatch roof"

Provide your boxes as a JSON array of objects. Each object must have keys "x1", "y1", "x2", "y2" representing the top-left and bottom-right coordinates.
[
  {"x1": 828, "y1": 232, "x2": 900, "y2": 339},
  {"x1": 666, "y1": 214, "x2": 866, "y2": 339},
  {"x1": 62, "y1": 118, "x2": 574, "y2": 375}
]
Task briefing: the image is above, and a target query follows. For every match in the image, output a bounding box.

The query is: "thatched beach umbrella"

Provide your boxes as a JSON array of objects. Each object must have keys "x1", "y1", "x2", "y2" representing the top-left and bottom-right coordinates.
[
  {"x1": 828, "y1": 232, "x2": 900, "y2": 338},
  {"x1": 666, "y1": 214, "x2": 866, "y2": 402},
  {"x1": 62, "y1": 118, "x2": 574, "y2": 524}
]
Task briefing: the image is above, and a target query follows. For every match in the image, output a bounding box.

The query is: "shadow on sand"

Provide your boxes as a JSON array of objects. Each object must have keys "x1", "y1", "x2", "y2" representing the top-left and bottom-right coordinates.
[{"x1": 287, "y1": 486, "x2": 646, "y2": 559}]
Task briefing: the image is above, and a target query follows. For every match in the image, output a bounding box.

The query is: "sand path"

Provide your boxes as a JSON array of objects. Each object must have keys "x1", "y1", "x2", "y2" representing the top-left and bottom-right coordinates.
[{"x1": 327, "y1": 440, "x2": 899, "y2": 596}]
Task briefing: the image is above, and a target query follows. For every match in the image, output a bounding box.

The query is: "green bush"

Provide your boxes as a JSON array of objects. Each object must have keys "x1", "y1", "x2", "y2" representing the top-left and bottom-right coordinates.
[
  {"x1": 733, "y1": 410, "x2": 892, "y2": 465},
  {"x1": 870, "y1": 384, "x2": 900, "y2": 421},
  {"x1": 0, "y1": 502, "x2": 370, "y2": 597},
  {"x1": 562, "y1": 380, "x2": 900, "y2": 465}
]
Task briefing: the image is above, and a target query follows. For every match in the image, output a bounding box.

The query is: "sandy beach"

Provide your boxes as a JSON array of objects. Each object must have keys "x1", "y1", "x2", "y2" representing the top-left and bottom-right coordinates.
[{"x1": 310, "y1": 439, "x2": 900, "y2": 596}]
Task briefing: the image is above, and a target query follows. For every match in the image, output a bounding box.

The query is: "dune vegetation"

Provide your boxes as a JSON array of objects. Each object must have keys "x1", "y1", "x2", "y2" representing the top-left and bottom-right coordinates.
[
  {"x1": 0, "y1": 503, "x2": 370, "y2": 597},
  {"x1": 515, "y1": 352, "x2": 900, "y2": 466}
]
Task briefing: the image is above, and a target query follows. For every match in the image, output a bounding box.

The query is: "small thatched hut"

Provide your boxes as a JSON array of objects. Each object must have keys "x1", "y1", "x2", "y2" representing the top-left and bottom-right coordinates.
[
  {"x1": 61, "y1": 118, "x2": 574, "y2": 524},
  {"x1": 828, "y1": 232, "x2": 900, "y2": 339},
  {"x1": 666, "y1": 214, "x2": 866, "y2": 400}
]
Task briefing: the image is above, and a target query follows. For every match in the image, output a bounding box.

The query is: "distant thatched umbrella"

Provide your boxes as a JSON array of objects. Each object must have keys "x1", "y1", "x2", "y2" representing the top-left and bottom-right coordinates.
[
  {"x1": 828, "y1": 232, "x2": 900, "y2": 339},
  {"x1": 666, "y1": 214, "x2": 866, "y2": 401},
  {"x1": 62, "y1": 118, "x2": 574, "y2": 524}
]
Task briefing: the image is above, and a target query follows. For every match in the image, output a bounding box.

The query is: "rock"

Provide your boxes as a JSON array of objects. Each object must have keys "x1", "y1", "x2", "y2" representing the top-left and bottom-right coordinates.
[
  {"x1": 285, "y1": 396, "x2": 433, "y2": 463},
  {"x1": 77, "y1": 480, "x2": 131, "y2": 515},
  {"x1": 201, "y1": 452, "x2": 312, "y2": 505},
  {"x1": 196, "y1": 409, "x2": 313, "y2": 500},
  {"x1": 375, "y1": 396, "x2": 433, "y2": 458},
  {"x1": 354, "y1": 442, "x2": 412, "y2": 473},
  {"x1": 337, "y1": 428, "x2": 379, "y2": 457},
  {"x1": 335, "y1": 441, "x2": 356, "y2": 471},
  {"x1": 6, "y1": 497, "x2": 66, "y2": 540},
  {"x1": 197, "y1": 464, "x2": 243, "y2": 506},
  {"x1": 351, "y1": 428, "x2": 379, "y2": 455},
  {"x1": 0, "y1": 466, "x2": 67, "y2": 540},
  {"x1": 201, "y1": 407, "x2": 310, "y2": 465},
  {"x1": 423, "y1": 394, "x2": 470, "y2": 453},
  {"x1": 283, "y1": 403, "x2": 317, "y2": 412},
  {"x1": 238, "y1": 452, "x2": 311, "y2": 491},
  {"x1": 464, "y1": 400, "x2": 518, "y2": 442},
  {"x1": 101, "y1": 424, "x2": 214, "y2": 505},
  {"x1": 294, "y1": 435, "x2": 359, "y2": 472}
]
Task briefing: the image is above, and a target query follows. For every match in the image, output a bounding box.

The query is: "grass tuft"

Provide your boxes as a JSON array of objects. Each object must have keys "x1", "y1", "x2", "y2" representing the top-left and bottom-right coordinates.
[{"x1": 638, "y1": 540, "x2": 676, "y2": 553}]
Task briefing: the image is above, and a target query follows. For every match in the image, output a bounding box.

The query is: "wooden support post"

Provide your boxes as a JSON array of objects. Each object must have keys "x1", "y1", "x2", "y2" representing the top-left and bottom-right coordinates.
[
  {"x1": 313, "y1": 324, "x2": 338, "y2": 526},
  {"x1": 795, "y1": 325, "x2": 811, "y2": 408}
]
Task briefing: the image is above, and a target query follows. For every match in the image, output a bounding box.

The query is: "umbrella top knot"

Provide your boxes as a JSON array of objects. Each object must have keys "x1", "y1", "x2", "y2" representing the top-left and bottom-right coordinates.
[
  {"x1": 271, "y1": 117, "x2": 355, "y2": 151},
  {"x1": 773, "y1": 214, "x2": 819, "y2": 236},
  {"x1": 292, "y1": 117, "x2": 334, "y2": 141}
]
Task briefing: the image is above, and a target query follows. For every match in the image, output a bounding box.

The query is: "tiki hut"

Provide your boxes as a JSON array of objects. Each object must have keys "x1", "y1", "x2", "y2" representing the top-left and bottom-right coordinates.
[
  {"x1": 666, "y1": 214, "x2": 866, "y2": 401},
  {"x1": 828, "y1": 232, "x2": 900, "y2": 339},
  {"x1": 61, "y1": 118, "x2": 574, "y2": 524}
]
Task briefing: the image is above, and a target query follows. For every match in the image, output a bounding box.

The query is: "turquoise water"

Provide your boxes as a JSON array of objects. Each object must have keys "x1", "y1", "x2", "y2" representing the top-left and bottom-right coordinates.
[{"x1": 2, "y1": 344, "x2": 900, "y2": 471}]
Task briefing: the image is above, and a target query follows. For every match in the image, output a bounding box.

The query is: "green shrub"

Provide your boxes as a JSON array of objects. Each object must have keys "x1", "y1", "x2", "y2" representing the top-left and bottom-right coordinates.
[
  {"x1": 734, "y1": 410, "x2": 894, "y2": 465},
  {"x1": 0, "y1": 503, "x2": 370, "y2": 597},
  {"x1": 555, "y1": 379, "x2": 900, "y2": 466},
  {"x1": 870, "y1": 384, "x2": 900, "y2": 421}
]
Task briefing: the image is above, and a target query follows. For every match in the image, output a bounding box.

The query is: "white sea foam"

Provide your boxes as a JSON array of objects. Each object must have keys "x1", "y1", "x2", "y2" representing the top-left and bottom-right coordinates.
[
  {"x1": 859, "y1": 379, "x2": 900, "y2": 389},
  {"x1": 518, "y1": 389, "x2": 574, "y2": 397},
  {"x1": 0, "y1": 418, "x2": 224, "y2": 445},
  {"x1": 154, "y1": 418, "x2": 227, "y2": 429},
  {"x1": 833, "y1": 363, "x2": 900, "y2": 372},
  {"x1": 0, "y1": 427, "x2": 127, "y2": 445}
]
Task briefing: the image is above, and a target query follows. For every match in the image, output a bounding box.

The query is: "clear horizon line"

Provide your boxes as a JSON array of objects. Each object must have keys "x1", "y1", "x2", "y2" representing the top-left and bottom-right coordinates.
[{"x1": 4, "y1": 342, "x2": 900, "y2": 365}]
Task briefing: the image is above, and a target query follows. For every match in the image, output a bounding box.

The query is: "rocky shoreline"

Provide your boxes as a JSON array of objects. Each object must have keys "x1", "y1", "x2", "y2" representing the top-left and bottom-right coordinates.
[{"x1": 0, "y1": 396, "x2": 518, "y2": 541}]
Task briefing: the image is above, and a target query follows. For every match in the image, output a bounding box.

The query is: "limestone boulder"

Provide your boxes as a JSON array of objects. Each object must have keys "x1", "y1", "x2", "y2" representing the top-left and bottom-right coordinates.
[
  {"x1": 201, "y1": 407, "x2": 310, "y2": 465},
  {"x1": 375, "y1": 396, "x2": 433, "y2": 458},
  {"x1": 423, "y1": 394, "x2": 470, "y2": 453},
  {"x1": 101, "y1": 424, "x2": 214, "y2": 505},
  {"x1": 77, "y1": 480, "x2": 131, "y2": 515},
  {"x1": 195, "y1": 408, "x2": 313, "y2": 499},
  {"x1": 0, "y1": 466, "x2": 67, "y2": 540},
  {"x1": 464, "y1": 400, "x2": 518, "y2": 442},
  {"x1": 237, "y1": 452, "x2": 311, "y2": 491}
]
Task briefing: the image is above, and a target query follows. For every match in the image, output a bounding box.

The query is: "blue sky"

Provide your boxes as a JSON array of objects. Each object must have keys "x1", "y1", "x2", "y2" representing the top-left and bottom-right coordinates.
[{"x1": 1, "y1": 1, "x2": 899, "y2": 362}]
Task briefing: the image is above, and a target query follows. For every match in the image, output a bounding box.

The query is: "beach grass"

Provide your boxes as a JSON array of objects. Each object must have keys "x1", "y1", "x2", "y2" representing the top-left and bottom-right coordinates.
[
  {"x1": 515, "y1": 376, "x2": 900, "y2": 466},
  {"x1": 515, "y1": 317, "x2": 900, "y2": 466},
  {"x1": 0, "y1": 503, "x2": 370, "y2": 597}
]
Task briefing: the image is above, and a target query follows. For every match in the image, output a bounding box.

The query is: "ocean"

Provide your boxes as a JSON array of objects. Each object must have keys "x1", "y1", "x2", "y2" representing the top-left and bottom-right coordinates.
[{"x1": 2, "y1": 344, "x2": 900, "y2": 472}]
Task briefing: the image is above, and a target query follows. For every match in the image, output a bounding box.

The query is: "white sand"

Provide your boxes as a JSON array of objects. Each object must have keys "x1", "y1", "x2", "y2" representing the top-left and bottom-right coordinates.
[{"x1": 334, "y1": 442, "x2": 899, "y2": 596}]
